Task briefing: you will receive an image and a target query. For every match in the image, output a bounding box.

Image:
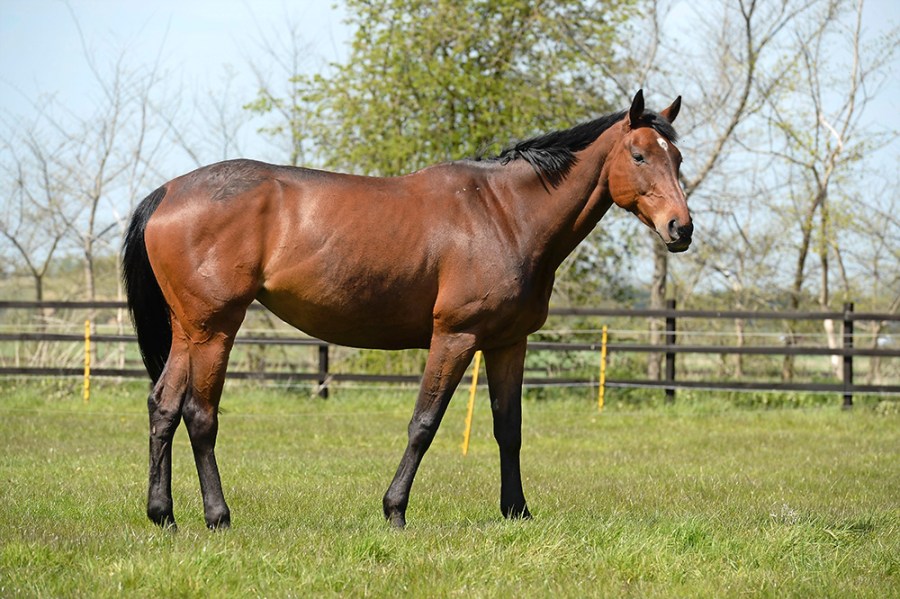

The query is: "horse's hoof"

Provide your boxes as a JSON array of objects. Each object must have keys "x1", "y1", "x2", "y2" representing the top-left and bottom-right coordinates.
[
  {"x1": 502, "y1": 503, "x2": 532, "y2": 520},
  {"x1": 147, "y1": 501, "x2": 177, "y2": 530},
  {"x1": 205, "y1": 507, "x2": 231, "y2": 531},
  {"x1": 384, "y1": 510, "x2": 407, "y2": 529},
  {"x1": 206, "y1": 517, "x2": 231, "y2": 531}
]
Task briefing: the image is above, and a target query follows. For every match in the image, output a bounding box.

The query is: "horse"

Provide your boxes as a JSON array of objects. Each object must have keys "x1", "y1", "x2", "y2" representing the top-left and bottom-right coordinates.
[{"x1": 123, "y1": 90, "x2": 691, "y2": 530}]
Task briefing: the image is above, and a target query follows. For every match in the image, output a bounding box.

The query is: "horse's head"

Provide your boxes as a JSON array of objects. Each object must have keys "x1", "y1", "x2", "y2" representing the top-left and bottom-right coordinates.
[{"x1": 608, "y1": 90, "x2": 691, "y2": 253}]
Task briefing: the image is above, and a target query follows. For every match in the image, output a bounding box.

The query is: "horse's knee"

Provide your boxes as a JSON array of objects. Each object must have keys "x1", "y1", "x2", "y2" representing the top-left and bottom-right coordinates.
[
  {"x1": 407, "y1": 416, "x2": 440, "y2": 451},
  {"x1": 182, "y1": 398, "x2": 218, "y2": 441}
]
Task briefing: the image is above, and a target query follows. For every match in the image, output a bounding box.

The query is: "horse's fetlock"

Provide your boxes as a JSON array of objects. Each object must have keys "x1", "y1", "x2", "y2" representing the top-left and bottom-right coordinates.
[
  {"x1": 382, "y1": 497, "x2": 407, "y2": 529},
  {"x1": 147, "y1": 499, "x2": 176, "y2": 528},
  {"x1": 383, "y1": 491, "x2": 407, "y2": 516},
  {"x1": 205, "y1": 505, "x2": 231, "y2": 530}
]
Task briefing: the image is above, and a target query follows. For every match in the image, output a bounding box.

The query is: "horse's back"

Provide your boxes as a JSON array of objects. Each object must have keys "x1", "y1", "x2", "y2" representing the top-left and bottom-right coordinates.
[{"x1": 144, "y1": 159, "x2": 476, "y2": 348}]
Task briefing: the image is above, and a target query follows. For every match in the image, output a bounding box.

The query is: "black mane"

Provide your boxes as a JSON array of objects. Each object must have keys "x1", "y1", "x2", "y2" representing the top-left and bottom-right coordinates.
[{"x1": 491, "y1": 109, "x2": 678, "y2": 187}]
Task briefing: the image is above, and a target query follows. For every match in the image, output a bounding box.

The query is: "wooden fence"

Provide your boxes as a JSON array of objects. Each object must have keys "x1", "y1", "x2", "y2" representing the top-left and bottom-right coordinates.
[{"x1": 1, "y1": 300, "x2": 899, "y2": 406}]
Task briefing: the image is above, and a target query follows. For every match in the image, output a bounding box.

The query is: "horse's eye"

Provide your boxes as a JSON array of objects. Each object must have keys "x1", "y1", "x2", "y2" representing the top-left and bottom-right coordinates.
[{"x1": 632, "y1": 152, "x2": 645, "y2": 163}]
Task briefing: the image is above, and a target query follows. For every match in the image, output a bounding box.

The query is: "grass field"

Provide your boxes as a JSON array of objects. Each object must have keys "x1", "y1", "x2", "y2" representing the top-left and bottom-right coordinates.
[{"x1": 1, "y1": 379, "x2": 897, "y2": 597}]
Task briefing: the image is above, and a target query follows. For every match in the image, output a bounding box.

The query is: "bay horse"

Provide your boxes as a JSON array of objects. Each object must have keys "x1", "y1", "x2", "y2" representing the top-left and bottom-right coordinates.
[{"x1": 123, "y1": 90, "x2": 691, "y2": 530}]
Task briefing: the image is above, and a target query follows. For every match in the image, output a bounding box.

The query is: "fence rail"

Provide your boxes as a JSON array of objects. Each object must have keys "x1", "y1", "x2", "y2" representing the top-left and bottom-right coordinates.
[{"x1": 2, "y1": 300, "x2": 899, "y2": 405}]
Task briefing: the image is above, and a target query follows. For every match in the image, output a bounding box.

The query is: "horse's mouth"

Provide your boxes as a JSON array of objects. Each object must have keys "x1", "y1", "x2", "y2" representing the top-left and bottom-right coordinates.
[{"x1": 665, "y1": 237, "x2": 692, "y2": 253}]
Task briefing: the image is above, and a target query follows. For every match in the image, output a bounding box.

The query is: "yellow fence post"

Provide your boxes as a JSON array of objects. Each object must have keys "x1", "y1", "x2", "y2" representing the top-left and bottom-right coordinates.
[
  {"x1": 597, "y1": 325, "x2": 608, "y2": 412},
  {"x1": 83, "y1": 319, "x2": 91, "y2": 404},
  {"x1": 462, "y1": 350, "x2": 482, "y2": 456}
]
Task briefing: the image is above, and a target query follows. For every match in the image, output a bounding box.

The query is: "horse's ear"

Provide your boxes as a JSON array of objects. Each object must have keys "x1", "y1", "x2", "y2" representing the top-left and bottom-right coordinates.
[
  {"x1": 660, "y1": 96, "x2": 682, "y2": 124},
  {"x1": 627, "y1": 89, "x2": 645, "y2": 128}
]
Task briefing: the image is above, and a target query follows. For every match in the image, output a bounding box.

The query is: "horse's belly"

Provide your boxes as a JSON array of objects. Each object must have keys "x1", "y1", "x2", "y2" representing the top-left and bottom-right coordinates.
[{"x1": 256, "y1": 281, "x2": 436, "y2": 350}]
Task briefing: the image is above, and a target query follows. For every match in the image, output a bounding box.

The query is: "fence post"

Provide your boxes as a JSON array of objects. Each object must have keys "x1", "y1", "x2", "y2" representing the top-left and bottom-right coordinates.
[
  {"x1": 462, "y1": 351, "x2": 482, "y2": 456},
  {"x1": 842, "y1": 302, "x2": 854, "y2": 409},
  {"x1": 83, "y1": 319, "x2": 91, "y2": 404},
  {"x1": 665, "y1": 299, "x2": 677, "y2": 403},
  {"x1": 318, "y1": 343, "x2": 329, "y2": 399},
  {"x1": 597, "y1": 325, "x2": 608, "y2": 412}
]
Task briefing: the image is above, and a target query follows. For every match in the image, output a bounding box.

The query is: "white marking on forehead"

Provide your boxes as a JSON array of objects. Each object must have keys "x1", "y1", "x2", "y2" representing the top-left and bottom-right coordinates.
[{"x1": 656, "y1": 137, "x2": 669, "y2": 151}]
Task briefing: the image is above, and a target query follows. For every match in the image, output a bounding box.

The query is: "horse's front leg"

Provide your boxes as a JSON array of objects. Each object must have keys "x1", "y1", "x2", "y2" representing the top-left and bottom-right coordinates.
[
  {"x1": 383, "y1": 332, "x2": 476, "y2": 528},
  {"x1": 484, "y1": 340, "x2": 531, "y2": 519}
]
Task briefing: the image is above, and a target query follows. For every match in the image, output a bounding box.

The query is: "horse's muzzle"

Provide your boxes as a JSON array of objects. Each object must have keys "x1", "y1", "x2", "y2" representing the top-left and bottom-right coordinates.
[{"x1": 665, "y1": 220, "x2": 693, "y2": 253}]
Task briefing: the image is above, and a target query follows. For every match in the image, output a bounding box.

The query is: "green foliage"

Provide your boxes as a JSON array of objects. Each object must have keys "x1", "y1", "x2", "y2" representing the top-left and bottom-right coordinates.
[
  {"x1": 259, "y1": 0, "x2": 639, "y2": 176},
  {"x1": 1, "y1": 381, "x2": 898, "y2": 597}
]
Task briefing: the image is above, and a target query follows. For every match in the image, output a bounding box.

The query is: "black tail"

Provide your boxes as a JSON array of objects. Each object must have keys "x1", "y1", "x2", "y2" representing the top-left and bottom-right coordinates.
[{"x1": 122, "y1": 186, "x2": 171, "y2": 384}]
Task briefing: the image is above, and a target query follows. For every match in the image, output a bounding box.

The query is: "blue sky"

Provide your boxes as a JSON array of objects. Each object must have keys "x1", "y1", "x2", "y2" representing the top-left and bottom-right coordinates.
[
  {"x1": 1, "y1": 0, "x2": 897, "y2": 162},
  {"x1": 0, "y1": 1, "x2": 349, "y2": 122}
]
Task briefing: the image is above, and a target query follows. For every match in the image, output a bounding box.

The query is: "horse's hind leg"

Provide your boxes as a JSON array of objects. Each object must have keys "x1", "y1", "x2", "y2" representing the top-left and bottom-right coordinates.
[
  {"x1": 147, "y1": 337, "x2": 190, "y2": 529},
  {"x1": 182, "y1": 321, "x2": 242, "y2": 530},
  {"x1": 484, "y1": 340, "x2": 531, "y2": 519}
]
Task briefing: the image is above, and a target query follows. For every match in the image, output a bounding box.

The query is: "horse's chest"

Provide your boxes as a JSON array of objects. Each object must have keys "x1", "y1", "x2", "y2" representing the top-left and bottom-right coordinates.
[{"x1": 447, "y1": 275, "x2": 552, "y2": 344}]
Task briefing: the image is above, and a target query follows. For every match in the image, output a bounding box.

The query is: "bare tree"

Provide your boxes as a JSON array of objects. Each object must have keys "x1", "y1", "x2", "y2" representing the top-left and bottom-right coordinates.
[
  {"x1": 628, "y1": 0, "x2": 831, "y2": 378},
  {"x1": 2, "y1": 14, "x2": 173, "y2": 366},
  {"x1": 758, "y1": 0, "x2": 898, "y2": 379},
  {"x1": 54, "y1": 52, "x2": 168, "y2": 302},
  {"x1": 244, "y1": 16, "x2": 320, "y2": 166},
  {"x1": 849, "y1": 187, "x2": 900, "y2": 384},
  {"x1": 160, "y1": 65, "x2": 254, "y2": 169},
  {"x1": 621, "y1": 0, "x2": 897, "y2": 384},
  {"x1": 0, "y1": 117, "x2": 74, "y2": 301}
]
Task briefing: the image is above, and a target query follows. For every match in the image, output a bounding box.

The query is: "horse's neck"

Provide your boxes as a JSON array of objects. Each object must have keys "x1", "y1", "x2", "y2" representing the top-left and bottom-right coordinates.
[{"x1": 503, "y1": 128, "x2": 619, "y2": 271}]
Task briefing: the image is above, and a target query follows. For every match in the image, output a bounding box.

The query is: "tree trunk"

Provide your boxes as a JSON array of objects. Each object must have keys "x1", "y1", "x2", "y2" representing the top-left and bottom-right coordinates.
[
  {"x1": 647, "y1": 234, "x2": 667, "y2": 380},
  {"x1": 33, "y1": 273, "x2": 43, "y2": 302},
  {"x1": 783, "y1": 187, "x2": 825, "y2": 381},
  {"x1": 734, "y1": 317, "x2": 745, "y2": 378},
  {"x1": 32, "y1": 270, "x2": 52, "y2": 333},
  {"x1": 84, "y1": 238, "x2": 98, "y2": 367},
  {"x1": 115, "y1": 257, "x2": 126, "y2": 369},
  {"x1": 816, "y1": 197, "x2": 842, "y2": 379}
]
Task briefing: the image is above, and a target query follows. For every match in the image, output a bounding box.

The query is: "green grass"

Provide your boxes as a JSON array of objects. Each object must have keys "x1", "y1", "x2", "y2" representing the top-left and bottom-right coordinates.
[{"x1": 1, "y1": 380, "x2": 897, "y2": 597}]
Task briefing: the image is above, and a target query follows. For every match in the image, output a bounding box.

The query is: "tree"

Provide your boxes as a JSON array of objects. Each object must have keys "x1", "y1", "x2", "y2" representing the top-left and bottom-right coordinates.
[
  {"x1": 648, "y1": 0, "x2": 825, "y2": 378},
  {"x1": 849, "y1": 179, "x2": 900, "y2": 384},
  {"x1": 162, "y1": 66, "x2": 254, "y2": 169},
  {"x1": 620, "y1": 0, "x2": 828, "y2": 378},
  {"x1": 247, "y1": 0, "x2": 646, "y2": 172},
  {"x1": 0, "y1": 16, "x2": 174, "y2": 367},
  {"x1": 306, "y1": 0, "x2": 640, "y2": 175},
  {"x1": 244, "y1": 16, "x2": 319, "y2": 167},
  {"x1": 622, "y1": 0, "x2": 897, "y2": 381},
  {"x1": 759, "y1": 0, "x2": 898, "y2": 379},
  {"x1": 56, "y1": 47, "x2": 170, "y2": 304},
  {"x1": 0, "y1": 115, "x2": 74, "y2": 301}
]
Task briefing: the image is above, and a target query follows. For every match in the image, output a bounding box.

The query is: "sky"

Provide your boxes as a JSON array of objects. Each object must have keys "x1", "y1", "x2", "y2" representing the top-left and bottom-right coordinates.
[
  {"x1": 0, "y1": 0, "x2": 897, "y2": 162},
  {"x1": 0, "y1": 1, "x2": 349, "y2": 96},
  {"x1": 0, "y1": 0, "x2": 349, "y2": 151}
]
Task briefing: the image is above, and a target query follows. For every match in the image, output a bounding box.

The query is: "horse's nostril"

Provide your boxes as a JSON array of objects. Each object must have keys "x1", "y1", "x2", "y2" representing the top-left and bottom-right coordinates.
[
  {"x1": 679, "y1": 222, "x2": 693, "y2": 239},
  {"x1": 667, "y1": 218, "x2": 680, "y2": 240}
]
